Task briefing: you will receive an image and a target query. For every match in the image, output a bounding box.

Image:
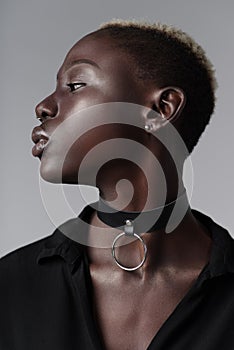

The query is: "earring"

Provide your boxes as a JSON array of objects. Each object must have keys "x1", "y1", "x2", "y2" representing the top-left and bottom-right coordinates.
[
  {"x1": 144, "y1": 123, "x2": 154, "y2": 132},
  {"x1": 144, "y1": 109, "x2": 166, "y2": 133}
]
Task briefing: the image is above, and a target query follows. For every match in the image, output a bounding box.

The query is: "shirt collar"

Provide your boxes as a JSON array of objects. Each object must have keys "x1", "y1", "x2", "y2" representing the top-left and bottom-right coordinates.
[
  {"x1": 191, "y1": 209, "x2": 234, "y2": 278},
  {"x1": 36, "y1": 203, "x2": 94, "y2": 266},
  {"x1": 37, "y1": 203, "x2": 234, "y2": 280},
  {"x1": 36, "y1": 229, "x2": 83, "y2": 265}
]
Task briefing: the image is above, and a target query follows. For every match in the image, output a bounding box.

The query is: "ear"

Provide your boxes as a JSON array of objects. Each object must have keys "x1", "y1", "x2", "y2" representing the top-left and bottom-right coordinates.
[{"x1": 153, "y1": 87, "x2": 186, "y2": 123}]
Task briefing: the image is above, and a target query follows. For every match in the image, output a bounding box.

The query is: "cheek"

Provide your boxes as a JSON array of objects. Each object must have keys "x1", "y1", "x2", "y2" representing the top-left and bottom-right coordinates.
[
  {"x1": 59, "y1": 88, "x2": 109, "y2": 117},
  {"x1": 38, "y1": 124, "x2": 117, "y2": 184},
  {"x1": 39, "y1": 122, "x2": 138, "y2": 184},
  {"x1": 38, "y1": 101, "x2": 147, "y2": 185}
]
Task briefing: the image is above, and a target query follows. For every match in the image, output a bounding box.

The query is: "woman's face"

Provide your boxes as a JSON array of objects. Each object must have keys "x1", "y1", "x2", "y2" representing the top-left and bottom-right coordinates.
[{"x1": 32, "y1": 32, "x2": 152, "y2": 184}]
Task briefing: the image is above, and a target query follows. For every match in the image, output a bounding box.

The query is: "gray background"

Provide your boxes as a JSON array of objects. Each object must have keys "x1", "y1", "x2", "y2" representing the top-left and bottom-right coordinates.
[{"x1": 1, "y1": 0, "x2": 233, "y2": 257}]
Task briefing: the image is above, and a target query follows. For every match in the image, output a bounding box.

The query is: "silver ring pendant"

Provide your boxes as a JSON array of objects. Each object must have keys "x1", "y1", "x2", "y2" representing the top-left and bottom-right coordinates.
[{"x1": 111, "y1": 231, "x2": 147, "y2": 272}]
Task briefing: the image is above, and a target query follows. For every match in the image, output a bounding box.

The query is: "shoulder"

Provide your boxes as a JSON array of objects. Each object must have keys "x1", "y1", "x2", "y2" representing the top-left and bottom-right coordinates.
[
  {"x1": 0, "y1": 234, "x2": 53, "y2": 281},
  {"x1": 0, "y1": 226, "x2": 75, "y2": 308},
  {"x1": 0, "y1": 200, "x2": 96, "y2": 274},
  {"x1": 0, "y1": 218, "x2": 84, "y2": 289},
  {"x1": 0, "y1": 235, "x2": 54, "y2": 312}
]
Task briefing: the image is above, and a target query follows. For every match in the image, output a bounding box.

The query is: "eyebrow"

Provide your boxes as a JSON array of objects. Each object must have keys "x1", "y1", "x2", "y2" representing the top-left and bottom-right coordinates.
[
  {"x1": 57, "y1": 58, "x2": 100, "y2": 79},
  {"x1": 67, "y1": 58, "x2": 100, "y2": 69}
]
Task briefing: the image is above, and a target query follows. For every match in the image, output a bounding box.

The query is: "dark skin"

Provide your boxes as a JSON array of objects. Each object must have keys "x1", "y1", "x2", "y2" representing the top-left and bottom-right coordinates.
[{"x1": 33, "y1": 31, "x2": 212, "y2": 350}]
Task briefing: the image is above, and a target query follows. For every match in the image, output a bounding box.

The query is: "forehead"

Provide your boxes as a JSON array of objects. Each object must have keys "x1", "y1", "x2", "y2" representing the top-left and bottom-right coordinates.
[{"x1": 59, "y1": 33, "x2": 135, "y2": 75}]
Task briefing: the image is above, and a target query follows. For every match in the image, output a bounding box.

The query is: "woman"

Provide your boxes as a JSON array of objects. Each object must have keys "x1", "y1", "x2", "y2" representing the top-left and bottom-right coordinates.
[{"x1": 1, "y1": 20, "x2": 234, "y2": 350}]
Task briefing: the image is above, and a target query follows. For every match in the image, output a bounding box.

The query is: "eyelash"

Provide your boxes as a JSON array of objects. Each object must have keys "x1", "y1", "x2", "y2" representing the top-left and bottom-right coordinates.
[{"x1": 67, "y1": 82, "x2": 86, "y2": 92}]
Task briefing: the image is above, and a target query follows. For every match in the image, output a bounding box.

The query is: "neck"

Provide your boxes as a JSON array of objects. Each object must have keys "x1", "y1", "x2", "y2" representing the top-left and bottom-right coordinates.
[
  {"x1": 86, "y1": 210, "x2": 212, "y2": 277},
  {"x1": 85, "y1": 193, "x2": 212, "y2": 277},
  {"x1": 96, "y1": 189, "x2": 189, "y2": 234},
  {"x1": 86, "y1": 161, "x2": 212, "y2": 275},
  {"x1": 96, "y1": 156, "x2": 184, "y2": 212}
]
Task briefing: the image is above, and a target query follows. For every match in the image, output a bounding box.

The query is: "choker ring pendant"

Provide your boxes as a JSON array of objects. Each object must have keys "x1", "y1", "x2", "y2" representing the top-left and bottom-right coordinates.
[{"x1": 111, "y1": 219, "x2": 147, "y2": 271}]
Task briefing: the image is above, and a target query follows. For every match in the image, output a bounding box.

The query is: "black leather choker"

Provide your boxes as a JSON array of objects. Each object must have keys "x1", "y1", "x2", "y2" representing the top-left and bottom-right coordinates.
[
  {"x1": 91, "y1": 190, "x2": 190, "y2": 271},
  {"x1": 93, "y1": 189, "x2": 190, "y2": 234}
]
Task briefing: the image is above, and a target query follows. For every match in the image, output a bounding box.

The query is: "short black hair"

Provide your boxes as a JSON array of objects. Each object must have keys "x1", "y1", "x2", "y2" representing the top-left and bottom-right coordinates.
[{"x1": 96, "y1": 20, "x2": 217, "y2": 154}]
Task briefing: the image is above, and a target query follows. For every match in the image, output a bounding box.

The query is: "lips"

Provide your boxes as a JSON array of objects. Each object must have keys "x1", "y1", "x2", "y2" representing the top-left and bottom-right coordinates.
[{"x1": 31, "y1": 126, "x2": 50, "y2": 158}]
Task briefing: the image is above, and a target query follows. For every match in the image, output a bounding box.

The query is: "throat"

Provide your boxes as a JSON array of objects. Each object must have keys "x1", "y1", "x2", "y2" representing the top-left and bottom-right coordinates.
[
  {"x1": 94, "y1": 189, "x2": 190, "y2": 234},
  {"x1": 88, "y1": 253, "x2": 207, "y2": 350},
  {"x1": 86, "y1": 201, "x2": 212, "y2": 276}
]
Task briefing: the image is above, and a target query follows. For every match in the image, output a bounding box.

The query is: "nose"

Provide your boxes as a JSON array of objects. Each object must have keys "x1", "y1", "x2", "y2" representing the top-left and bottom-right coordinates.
[{"x1": 35, "y1": 93, "x2": 58, "y2": 122}]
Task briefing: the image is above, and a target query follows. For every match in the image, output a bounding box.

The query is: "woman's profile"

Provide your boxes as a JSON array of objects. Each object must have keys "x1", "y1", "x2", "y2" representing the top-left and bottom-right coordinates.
[{"x1": 1, "y1": 20, "x2": 234, "y2": 350}]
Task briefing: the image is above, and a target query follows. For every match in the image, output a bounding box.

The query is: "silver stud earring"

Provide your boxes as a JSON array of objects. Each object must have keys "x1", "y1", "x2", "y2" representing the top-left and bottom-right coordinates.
[
  {"x1": 144, "y1": 109, "x2": 165, "y2": 133},
  {"x1": 144, "y1": 123, "x2": 154, "y2": 132}
]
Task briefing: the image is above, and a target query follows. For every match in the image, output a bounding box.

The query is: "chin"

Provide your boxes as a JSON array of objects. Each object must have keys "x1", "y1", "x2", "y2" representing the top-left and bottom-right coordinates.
[
  {"x1": 39, "y1": 155, "x2": 64, "y2": 183},
  {"x1": 39, "y1": 160, "x2": 95, "y2": 186},
  {"x1": 40, "y1": 165, "x2": 63, "y2": 183}
]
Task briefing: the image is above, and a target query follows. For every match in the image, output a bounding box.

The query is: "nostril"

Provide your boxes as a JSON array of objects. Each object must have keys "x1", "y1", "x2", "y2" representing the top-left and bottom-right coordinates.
[
  {"x1": 35, "y1": 93, "x2": 58, "y2": 121},
  {"x1": 36, "y1": 111, "x2": 48, "y2": 123},
  {"x1": 41, "y1": 111, "x2": 49, "y2": 118}
]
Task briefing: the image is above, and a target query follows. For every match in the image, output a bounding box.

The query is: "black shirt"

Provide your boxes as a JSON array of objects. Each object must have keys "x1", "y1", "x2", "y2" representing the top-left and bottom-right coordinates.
[{"x1": 1, "y1": 202, "x2": 234, "y2": 350}]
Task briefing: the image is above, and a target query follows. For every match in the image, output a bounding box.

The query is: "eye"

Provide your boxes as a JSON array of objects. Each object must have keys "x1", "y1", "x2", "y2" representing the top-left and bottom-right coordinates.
[{"x1": 67, "y1": 82, "x2": 86, "y2": 92}]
